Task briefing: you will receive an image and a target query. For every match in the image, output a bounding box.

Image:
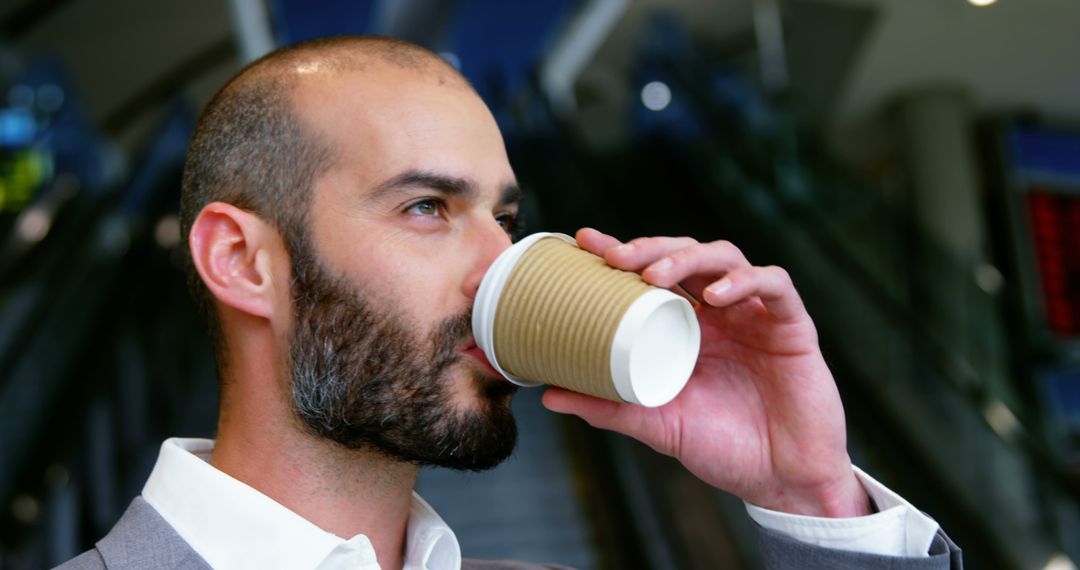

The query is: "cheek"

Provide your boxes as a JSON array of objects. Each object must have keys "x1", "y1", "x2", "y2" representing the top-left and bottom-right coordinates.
[
  {"x1": 399, "y1": 261, "x2": 464, "y2": 315},
  {"x1": 345, "y1": 251, "x2": 466, "y2": 322}
]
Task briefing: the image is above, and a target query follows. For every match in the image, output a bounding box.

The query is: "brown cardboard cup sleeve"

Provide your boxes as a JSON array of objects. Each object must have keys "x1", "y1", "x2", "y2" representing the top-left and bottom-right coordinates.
[{"x1": 472, "y1": 232, "x2": 700, "y2": 407}]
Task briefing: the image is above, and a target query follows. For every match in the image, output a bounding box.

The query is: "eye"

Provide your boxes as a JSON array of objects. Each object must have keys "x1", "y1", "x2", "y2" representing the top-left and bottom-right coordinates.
[
  {"x1": 496, "y1": 212, "x2": 525, "y2": 239},
  {"x1": 406, "y1": 198, "x2": 444, "y2": 217}
]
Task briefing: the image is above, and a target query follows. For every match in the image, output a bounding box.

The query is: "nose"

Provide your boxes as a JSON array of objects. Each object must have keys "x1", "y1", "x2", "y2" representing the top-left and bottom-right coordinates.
[{"x1": 462, "y1": 219, "x2": 513, "y2": 301}]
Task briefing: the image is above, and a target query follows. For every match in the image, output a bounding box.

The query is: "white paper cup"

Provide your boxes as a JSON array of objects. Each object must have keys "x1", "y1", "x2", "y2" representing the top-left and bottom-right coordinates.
[{"x1": 472, "y1": 232, "x2": 700, "y2": 407}]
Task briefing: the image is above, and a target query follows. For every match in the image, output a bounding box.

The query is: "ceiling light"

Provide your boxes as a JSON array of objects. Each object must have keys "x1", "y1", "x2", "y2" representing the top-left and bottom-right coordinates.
[
  {"x1": 967, "y1": 0, "x2": 997, "y2": 6},
  {"x1": 641, "y1": 81, "x2": 671, "y2": 112}
]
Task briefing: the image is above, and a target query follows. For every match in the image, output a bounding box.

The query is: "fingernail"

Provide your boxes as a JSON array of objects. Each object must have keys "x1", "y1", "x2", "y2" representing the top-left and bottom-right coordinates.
[
  {"x1": 651, "y1": 258, "x2": 673, "y2": 272},
  {"x1": 706, "y1": 278, "x2": 732, "y2": 296},
  {"x1": 613, "y1": 244, "x2": 635, "y2": 255}
]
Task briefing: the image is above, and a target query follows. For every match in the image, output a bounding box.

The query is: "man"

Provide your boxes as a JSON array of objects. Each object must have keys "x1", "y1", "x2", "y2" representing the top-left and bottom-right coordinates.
[{"x1": 60, "y1": 36, "x2": 962, "y2": 569}]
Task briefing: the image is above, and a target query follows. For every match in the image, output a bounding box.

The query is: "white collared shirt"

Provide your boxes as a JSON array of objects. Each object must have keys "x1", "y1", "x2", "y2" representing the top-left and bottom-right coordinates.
[
  {"x1": 142, "y1": 438, "x2": 460, "y2": 570},
  {"x1": 746, "y1": 466, "x2": 942, "y2": 557},
  {"x1": 142, "y1": 438, "x2": 940, "y2": 570}
]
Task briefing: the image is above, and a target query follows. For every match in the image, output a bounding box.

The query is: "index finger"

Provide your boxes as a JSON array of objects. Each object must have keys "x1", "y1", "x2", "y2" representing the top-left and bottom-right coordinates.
[{"x1": 575, "y1": 227, "x2": 623, "y2": 257}]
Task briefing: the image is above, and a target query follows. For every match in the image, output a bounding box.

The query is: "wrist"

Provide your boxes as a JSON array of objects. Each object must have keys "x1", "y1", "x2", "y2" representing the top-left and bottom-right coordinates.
[{"x1": 754, "y1": 469, "x2": 873, "y2": 518}]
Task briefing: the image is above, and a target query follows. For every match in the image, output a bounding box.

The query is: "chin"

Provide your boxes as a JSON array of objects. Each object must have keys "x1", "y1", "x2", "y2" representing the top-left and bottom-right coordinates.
[{"x1": 454, "y1": 366, "x2": 518, "y2": 410}]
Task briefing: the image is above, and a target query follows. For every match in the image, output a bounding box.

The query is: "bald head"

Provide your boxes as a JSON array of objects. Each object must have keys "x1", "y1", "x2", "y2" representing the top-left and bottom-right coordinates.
[
  {"x1": 180, "y1": 35, "x2": 476, "y2": 366},
  {"x1": 225, "y1": 35, "x2": 472, "y2": 110}
]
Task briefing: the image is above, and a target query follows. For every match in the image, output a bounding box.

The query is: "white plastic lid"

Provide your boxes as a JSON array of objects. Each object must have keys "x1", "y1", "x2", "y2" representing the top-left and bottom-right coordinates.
[{"x1": 610, "y1": 288, "x2": 700, "y2": 407}]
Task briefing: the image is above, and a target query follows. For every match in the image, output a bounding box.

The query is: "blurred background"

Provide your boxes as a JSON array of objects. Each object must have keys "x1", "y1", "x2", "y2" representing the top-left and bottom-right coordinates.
[{"x1": 0, "y1": 0, "x2": 1078, "y2": 568}]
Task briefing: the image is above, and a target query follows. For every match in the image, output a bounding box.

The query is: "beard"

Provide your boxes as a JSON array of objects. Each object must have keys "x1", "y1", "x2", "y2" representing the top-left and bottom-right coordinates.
[{"x1": 287, "y1": 252, "x2": 518, "y2": 471}]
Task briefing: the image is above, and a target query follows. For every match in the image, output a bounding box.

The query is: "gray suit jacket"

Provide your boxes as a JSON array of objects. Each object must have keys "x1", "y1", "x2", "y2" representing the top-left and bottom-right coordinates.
[{"x1": 57, "y1": 496, "x2": 961, "y2": 569}]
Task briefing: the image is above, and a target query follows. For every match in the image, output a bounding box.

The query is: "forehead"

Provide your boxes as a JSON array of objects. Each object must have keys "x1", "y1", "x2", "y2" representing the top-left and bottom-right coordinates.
[{"x1": 288, "y1": 62, "x2": 512, "y2": 189}]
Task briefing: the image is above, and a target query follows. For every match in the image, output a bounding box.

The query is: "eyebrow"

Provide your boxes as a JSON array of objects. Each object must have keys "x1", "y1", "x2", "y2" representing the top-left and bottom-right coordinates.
[{"x1": 369, "y1": 169, "x2": 522, "y2": 207}]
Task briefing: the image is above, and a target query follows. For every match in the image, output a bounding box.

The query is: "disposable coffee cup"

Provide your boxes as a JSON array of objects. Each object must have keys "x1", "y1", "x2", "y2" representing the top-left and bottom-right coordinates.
[{"x1": 472, "y1": 232, "x2": 700, "y2": 408}]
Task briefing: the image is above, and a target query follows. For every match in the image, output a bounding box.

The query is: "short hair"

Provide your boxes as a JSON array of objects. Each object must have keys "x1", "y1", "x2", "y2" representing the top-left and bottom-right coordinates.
[{"x1": 179, "y1": 35, "x2": 469, "y2": 372}]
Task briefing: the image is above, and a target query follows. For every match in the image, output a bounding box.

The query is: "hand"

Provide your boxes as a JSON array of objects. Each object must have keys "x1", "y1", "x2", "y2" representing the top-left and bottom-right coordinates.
[{"x1": 541, "y1": 228, "x2": 872, "y2": 518}]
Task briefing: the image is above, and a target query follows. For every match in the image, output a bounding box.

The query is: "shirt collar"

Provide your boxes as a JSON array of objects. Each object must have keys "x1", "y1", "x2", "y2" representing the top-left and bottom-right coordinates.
[{"x1": 141, "y1": 437, "x2": 462, "y2": 570}]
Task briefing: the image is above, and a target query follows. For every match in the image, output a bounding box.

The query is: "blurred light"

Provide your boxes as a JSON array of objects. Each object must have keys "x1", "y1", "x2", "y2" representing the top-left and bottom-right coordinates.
[
  {"x1": 974, "y1": 264, "x2": 1004, "y2": 294},
  {"x1": 439, "y1": 52, "x2": 461, "y2": 71},
  {"x1": 983, "y1": 400, "x2": 1020, "y2": 440},
  {"x1": 37, "y1": 84, "x2": 64, "y2": 112},
  {"x1": 15, "y1": 207, "x2": 52, "y2": 243},
  {"x1": 154, "y1": 215, "x2": 181, "y2": 249},
  {"x1": 0, "y1": 109, "x2": 36, "y2": 147},
  {"x1": 11, "y1": 494, "x2": 39, "y2": 524},
  {"x1": 1043, "y1": 554, "x2": 1078, "y2": 570},
  {"x1": 968, "y1": 0, "x2": 996, "y2": 5},
  {"x1": 641, "y1": 81, "x2": 671, "y2": 112}
]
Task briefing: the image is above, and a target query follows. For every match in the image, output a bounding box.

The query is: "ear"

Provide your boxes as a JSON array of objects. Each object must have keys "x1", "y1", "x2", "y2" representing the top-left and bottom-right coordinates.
[{"x1": 188, "y1": 202, "x2": 287, "y2": 321}]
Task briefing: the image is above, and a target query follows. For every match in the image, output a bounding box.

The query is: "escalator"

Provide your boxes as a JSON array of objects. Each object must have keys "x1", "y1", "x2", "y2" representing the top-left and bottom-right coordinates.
[{"x1": 0, "y1": 105, "x2": 219, "y2": 569}]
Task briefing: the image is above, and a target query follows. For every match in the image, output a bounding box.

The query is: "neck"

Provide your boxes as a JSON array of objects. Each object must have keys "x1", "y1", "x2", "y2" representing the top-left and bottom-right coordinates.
[
  {"x1": 212, "y1": 428, "x2": 418, "y2": 569},
  {"x1": 210, "y1": 327, "x2": 418, "y2": 570}
]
